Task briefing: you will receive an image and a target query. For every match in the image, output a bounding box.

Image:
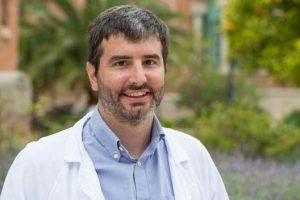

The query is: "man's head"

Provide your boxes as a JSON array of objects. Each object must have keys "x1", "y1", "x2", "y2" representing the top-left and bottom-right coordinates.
[
  {"x1": 87, "y1": 5, "x2": 169, "y2": 71},
  {"x1": 86, "y1": 5, "x2": 168, "y2": 125}
]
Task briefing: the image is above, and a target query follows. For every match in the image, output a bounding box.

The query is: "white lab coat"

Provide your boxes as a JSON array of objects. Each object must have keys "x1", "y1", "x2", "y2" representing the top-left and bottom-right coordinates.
[{"x1": 1, "y1": 111, "x2": 229, "y2": 200}]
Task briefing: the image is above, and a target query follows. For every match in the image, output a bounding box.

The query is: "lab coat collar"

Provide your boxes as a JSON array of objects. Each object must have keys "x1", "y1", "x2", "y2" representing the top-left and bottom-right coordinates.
[
  {"x1": 64, "y1": 111, "x2": 105, "y2": 200},
  {"x1": 64, "y1": 111, "x2": 93, "y2": 163},
  {"x1": 64, "y1": 111, "x2": 189, "y2": 165},
  {"x1": 163, "y1": 128, "x2": 189, "y2": 164}
]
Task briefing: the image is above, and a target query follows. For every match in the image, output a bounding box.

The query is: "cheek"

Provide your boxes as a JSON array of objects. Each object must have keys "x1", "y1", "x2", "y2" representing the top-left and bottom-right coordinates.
[
  {"x1": 148, "y1": 71, "x2": 165, "y2": 86},
  {"x1": 100, "y1": 73, "x2": 128, "y2": 92}
]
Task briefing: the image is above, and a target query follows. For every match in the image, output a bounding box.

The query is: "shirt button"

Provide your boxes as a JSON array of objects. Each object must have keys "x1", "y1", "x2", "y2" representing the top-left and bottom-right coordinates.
[
  {"x1": 137, "y1": 160, "x2": 142, "y2": 167},
  {"x1": 113, "y1": 153, "x2": 119, "y2": 160}
]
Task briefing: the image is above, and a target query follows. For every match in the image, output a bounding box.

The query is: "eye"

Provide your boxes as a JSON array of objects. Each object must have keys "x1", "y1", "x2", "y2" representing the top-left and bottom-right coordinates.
[
  {"x1": 143, "y1": 59, "x2": 157, "y2": 66},
  {"x1": 113, "y1": 60, "x2": 128, "y2": 67}
]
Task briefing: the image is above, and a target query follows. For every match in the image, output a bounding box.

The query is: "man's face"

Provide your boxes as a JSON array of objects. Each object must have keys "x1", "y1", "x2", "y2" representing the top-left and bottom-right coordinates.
[{"x1": 87, "y1": 34, "x2": 165, "y2": 124}]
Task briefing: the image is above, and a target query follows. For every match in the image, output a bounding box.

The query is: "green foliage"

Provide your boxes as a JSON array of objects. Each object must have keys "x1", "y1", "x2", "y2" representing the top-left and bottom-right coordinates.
[
  {"x1": 33, "y1": 112, "x2": 81, "y2": 137},
  {"x1": 178, "y1": 66, "x2": 258, "y2": 116},
  {"x1": 265, "y1": 125, "x2": 300, "y2": 162},
  {"x1": 20, "y1": 0, "x2": 190, "y2": 99},
  {"x1": 31, "y1": 98, "x2": 81, "y2": 136},
  {"x1": 21, "y1": 0, "x2": 89, "y2": 94},
  {"x1": 193, "y1": 103, "x2": 300, "y2": 161},
  {"x1": 284, "y1": 110, "x2": 300, "y2": 128},
  {"x1": 224, "y1": 0, "x2": 300, "y2": 85},
  {"x1": 194, "y1": 103, "x2": 274, "y2": 156}
]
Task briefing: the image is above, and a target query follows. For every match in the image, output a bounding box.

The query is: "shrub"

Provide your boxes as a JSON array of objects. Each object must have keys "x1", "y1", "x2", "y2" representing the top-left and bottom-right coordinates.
[
  {"x1": 284, "y1": 110, "x2": 300, "y2": 128},
  {"x1": 178, "y1": 67, "x2": 259, "y2": 116},
  {"x1": 194, "y1": 103, "x2": 275, "y2": 157},
  {"x1": 265, "y1": 126, "x2": 300, "y2": 162},
  {"x1": 194, "y1": 103, "x2": 300, "y2": 161}
]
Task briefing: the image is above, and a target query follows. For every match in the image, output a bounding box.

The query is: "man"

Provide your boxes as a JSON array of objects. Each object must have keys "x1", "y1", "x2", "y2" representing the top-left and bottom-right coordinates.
[{"x1": 1, "y1": 5, "x2": 229, "y2": 200}]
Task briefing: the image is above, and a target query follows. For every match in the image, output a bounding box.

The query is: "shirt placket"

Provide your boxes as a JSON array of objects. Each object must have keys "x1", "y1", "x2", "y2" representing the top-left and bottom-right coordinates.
[{"x1": 133, "y1": 159, "x2": 150, "y2": 200}]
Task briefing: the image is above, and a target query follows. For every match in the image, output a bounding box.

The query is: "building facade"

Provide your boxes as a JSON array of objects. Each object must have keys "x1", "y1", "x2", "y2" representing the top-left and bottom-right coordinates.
[{"x1": 0, "y1": 0, "x2": 19, "y2": 71}]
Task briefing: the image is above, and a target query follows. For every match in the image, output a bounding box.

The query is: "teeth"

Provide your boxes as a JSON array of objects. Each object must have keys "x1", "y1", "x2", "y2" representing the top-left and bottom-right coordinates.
[{"x1": 125, "y1": 91, "x2": 147, "y2": 97}]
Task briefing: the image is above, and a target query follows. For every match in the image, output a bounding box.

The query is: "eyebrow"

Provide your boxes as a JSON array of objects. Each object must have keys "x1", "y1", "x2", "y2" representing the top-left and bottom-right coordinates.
[
  {"x1": 109, "y1": 55, "x2": 132, "y2": 63},
  {"x1": 143, "y1": 54, "x2": 160, "y2": 60},
  {"x1": 109, "y1": 54, "x2": 161, "y2": 63}
]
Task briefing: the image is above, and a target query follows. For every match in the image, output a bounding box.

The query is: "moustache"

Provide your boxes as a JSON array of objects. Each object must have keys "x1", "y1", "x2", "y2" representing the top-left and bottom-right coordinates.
[{"x1": 119, "y1": 83, "x2": 155, "y2": 94}]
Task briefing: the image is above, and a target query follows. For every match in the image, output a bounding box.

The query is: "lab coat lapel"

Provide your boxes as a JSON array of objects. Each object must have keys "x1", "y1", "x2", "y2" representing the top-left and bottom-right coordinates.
[
  {"x1": 78, "y1": 157, "x2": 105, "y2": 200},
  {"x1": 164, "y1": 128, "x2": 193, "y2": 200},
  {"x1": 168, "y1": 157, "x2": 192, "y2": 200},
  {"x1": 64, "y1": 111, "x2": 105, "y2": 200}
]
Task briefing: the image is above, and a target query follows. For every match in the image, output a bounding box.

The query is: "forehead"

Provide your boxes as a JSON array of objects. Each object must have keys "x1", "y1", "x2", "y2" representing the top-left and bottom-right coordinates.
[{"x1": 100, "y1": 34, "x2": 162, "y2": 57}]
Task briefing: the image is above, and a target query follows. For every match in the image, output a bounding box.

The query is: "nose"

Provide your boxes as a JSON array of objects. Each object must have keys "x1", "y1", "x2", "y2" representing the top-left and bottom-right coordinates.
[{"x1": 129, "y1": 64, "x2": 147, "y2": 85}]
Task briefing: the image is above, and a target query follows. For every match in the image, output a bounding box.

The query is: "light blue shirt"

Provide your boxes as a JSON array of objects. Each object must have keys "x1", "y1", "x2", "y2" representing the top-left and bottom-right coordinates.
[{"x1": 82, "y1": 108, "x2": 174, "y2": 200}]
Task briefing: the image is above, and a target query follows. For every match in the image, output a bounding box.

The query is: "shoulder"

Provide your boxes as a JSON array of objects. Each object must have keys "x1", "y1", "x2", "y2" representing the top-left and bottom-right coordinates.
[
  {"x1": 13, "y1": 125, "x2": 79, "y2": 180},
  {"x1": 23, "y1": 127, "x2": 73, "y2": 163},
  {"x1": 162, "y1": 127, "x2": 216, "y2": 173},
  {"x1": 1, "y1": 127, "x2": 76, "y2": 199},
  {"x1": 163, "y1": 127, "x2": 200, "y2": 143},
  {"x1": 10, "y1": 127, "x2": 75, "y2": 180},
  {"x1": 163, "y1": 127, "x2": 209, "y2": 156},
  {"x1": 26, "y1": 111, "x2": 92, "y2": 160}
]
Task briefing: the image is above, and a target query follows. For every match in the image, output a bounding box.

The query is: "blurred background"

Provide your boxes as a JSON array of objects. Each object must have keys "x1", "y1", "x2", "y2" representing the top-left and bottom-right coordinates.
[{"x1": 0, "y1": 0, "x2": 300, "y2": 199}]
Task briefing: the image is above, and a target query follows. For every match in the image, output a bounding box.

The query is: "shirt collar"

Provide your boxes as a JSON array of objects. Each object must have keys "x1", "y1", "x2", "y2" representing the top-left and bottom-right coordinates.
[
  {"x1": 88, "y1": 107, "x2": 165, "y2": 161},
  {"x1": 136, "y1": 114, "x2": 165, "y2": 159},
  {"x1": 89, "y1": 107, "x2": 121, "y2": 161},
  {"x1": 152, "y1": 115, "x2": 165, "y2": 141}
]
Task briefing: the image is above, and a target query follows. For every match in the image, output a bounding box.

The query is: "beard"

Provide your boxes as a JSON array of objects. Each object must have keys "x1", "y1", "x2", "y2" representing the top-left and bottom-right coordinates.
[{"x1": 97, "y1": 78, "x2": 164, "y2": 125}]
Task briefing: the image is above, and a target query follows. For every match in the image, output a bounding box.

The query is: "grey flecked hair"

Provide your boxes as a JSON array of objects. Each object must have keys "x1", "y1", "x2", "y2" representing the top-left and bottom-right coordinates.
[{"x1": 87, "y1": 5, "x2": 169, "y2": 71}]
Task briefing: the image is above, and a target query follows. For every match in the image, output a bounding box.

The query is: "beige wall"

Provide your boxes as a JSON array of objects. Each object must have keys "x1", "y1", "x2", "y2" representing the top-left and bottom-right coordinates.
[{"x1": 260, "y1": 88, "x2": 300, "y2": 119}]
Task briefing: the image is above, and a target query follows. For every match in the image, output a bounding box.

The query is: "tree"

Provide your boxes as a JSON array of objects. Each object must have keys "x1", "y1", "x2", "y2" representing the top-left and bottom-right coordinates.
[
  {"x1": 224, "y1": 0, "x2": 300, "y2": 86},
  {"x1": 20, "y1": 0, "x2": 190, "y2": 102}
]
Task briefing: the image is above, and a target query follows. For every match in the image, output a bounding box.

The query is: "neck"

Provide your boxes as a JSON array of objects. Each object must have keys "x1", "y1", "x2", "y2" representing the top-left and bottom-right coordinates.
[{"x1": 98, "y1": 105, "x2": 154, "y2": 159}]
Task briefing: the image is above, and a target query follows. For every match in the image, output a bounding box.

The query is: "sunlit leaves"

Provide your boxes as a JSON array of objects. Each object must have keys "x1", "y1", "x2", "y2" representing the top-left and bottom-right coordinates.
[{"x1": 224, "y1": 0, "x2": 300, "y2": 86}]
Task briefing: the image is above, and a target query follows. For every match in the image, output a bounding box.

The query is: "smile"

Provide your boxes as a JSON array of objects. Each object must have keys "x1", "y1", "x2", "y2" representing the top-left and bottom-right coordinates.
[{"x1": 123, "y1": 90, "x2": 150, "y2": 98}]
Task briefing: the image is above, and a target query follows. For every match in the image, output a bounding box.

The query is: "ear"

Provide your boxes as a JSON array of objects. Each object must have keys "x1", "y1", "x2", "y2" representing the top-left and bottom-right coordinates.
[{"x1": 86, "y1": 62, "x2": 99, "y2": 91}]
